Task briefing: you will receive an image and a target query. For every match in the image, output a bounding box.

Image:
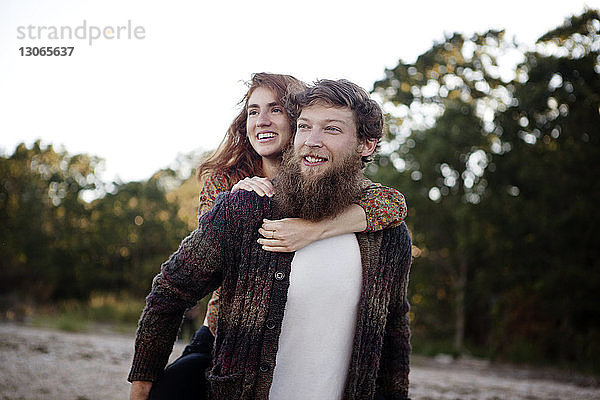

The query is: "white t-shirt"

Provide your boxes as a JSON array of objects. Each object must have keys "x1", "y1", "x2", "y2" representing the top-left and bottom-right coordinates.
[{"x1": 268, "y1": 233, "x2": 363, "y2": 400}]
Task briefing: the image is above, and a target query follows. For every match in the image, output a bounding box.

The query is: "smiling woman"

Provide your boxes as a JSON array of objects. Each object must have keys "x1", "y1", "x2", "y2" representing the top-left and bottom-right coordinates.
[{"x1": 196, "y1": 73, "x2": 305, "y2": 186}]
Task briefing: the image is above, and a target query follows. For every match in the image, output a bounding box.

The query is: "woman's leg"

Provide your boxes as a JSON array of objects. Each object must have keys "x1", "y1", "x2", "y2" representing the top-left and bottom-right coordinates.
[{"x1": 149, "y1": 325, "x2": 214, "y2": 400}]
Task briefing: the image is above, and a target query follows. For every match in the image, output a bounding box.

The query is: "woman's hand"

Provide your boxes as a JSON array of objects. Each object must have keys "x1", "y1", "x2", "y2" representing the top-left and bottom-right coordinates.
[
  {"x1": 231, "y1": 177, "x2": 274, "y2": 197},
  {"x1": 258, "y1": 205, "x2": 369, "y2": 252},
  {"x1": 258, "y1": 218, "x2": 325, "y2": 252}
]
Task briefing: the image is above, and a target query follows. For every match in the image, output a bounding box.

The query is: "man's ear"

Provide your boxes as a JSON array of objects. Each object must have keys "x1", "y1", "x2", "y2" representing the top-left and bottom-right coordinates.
[{"x1": 359, "y1": 138, "x2": 378, "y2": 157}]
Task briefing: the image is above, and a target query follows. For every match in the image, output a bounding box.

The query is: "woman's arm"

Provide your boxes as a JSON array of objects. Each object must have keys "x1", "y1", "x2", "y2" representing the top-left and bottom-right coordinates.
[
  {"x1": 197, "y1": 172, "x2": 230, "y2": 217},
  {"x1": 197, "y1": 172, "x2": 230, "y2": 335},
  {"x1": 354, "y1": 180, "x2": 407, "y2": 232},
  {"x1": 257, "y1": 180, "x2": 407, "y2": 252}
]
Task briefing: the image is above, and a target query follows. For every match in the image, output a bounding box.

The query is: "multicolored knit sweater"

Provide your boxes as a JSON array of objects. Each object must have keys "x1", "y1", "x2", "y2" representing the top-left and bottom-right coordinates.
[{"x1": 128, "y1": 189, "x2": 412, "y2": 400}]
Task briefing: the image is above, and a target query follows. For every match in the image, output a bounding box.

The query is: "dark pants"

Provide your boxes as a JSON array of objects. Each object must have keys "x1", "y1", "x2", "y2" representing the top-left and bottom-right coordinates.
[
  {"x1": 149, "y1": 325, "x2": 391, "y2": 400},
  {"x1": 149, "y1": 325, "x2": 214, "y2": 400}
]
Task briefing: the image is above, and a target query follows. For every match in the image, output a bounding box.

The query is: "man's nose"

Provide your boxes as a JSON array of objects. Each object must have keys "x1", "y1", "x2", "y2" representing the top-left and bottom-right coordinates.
[
  {"x1": 304, "y1": 129, "x2": 323, "y2": 147},
  {"x1": 256, "y1": 111, "x2": 271, "y2": 127}
]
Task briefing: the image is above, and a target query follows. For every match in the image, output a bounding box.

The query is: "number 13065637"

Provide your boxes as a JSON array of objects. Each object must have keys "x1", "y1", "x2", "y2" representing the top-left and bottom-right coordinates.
[{"x1": 19, "y1": 46, "x2": 74, "y2": 56}]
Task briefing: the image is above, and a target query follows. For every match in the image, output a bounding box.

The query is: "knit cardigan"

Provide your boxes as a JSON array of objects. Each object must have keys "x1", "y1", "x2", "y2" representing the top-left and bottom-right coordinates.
[{"x1": 128, "y1": 189, "x2": 412, "y2": 400}]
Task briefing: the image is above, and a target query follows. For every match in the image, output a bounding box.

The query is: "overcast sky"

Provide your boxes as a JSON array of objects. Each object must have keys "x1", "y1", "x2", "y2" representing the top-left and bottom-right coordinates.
[{"x1": 1, "y1": 0, "x2": 598, "y2": 182}]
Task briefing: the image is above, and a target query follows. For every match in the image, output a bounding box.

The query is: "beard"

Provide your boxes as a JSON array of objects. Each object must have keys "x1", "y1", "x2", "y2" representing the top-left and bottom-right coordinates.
[{"x1": 272, "y1": 146, "x2": 364, "y2": 221}]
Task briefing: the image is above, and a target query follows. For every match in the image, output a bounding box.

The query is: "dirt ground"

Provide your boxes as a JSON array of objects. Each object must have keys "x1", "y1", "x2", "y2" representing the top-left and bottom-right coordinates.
[{"x1": 1, "y1": 323, "x2": 599, "y2": 400}]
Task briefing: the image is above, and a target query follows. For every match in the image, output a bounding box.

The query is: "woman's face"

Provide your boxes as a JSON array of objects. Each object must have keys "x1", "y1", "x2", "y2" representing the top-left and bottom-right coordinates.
[{"x1": 245, "y1": 87, "x2": 293, "y2": 161}]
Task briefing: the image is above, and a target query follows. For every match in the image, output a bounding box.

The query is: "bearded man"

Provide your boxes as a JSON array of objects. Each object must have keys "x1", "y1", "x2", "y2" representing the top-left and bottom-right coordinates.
[{"x1": 129, "y1": 79, "x2": 412, "y2": 400}]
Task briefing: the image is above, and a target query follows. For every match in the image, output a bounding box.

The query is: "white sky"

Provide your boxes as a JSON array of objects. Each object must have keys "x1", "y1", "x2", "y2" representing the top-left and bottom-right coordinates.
[{"x1": 1, "y1": 0, "x2": 598, "y2": 183}]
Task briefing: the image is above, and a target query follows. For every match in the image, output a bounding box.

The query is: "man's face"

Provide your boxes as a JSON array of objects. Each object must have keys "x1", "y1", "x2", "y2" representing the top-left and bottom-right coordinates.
[
  {"x1": 246, "y1": 87, "x2": 293, "y2": 161},
  {"x1": 273, "y1": 101, "x2": 378, "y2": 221},
  {"x1": 293, "y1": 103, "x2": 375, "y2": 178}
]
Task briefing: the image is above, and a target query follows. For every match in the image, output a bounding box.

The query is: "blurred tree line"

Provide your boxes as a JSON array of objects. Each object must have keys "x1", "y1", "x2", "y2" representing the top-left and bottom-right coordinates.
[
  {"x1": 0, "y1": 9, "x2": 598, "y2": 372},
  {"x1": 369, "y1": 9, "x2": 599, "y2": 371},
  {"x1": 0, "y1": 142, "x2": 197, "y2": 303}
]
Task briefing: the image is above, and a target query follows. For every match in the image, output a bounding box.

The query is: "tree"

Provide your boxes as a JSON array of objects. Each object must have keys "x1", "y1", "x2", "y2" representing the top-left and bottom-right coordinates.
[
  {"x1": 0, "y1": 141, "x2": 101, "y2": 300},
  {"x1": 87, "y1": 170, "x2": 189, "y2": 296},
  {"x1": 0, "y1": 142, "x2": 190, "y2": 303},
  {"x1": 483, "y1": 8, "x2": 600, "y2": 367},
  {"x1": 369, "y1": 9, "x2": 600, "y2": 369},
  {"x1": 371, "y1": 29, "x2": 515, "y2": 352}
]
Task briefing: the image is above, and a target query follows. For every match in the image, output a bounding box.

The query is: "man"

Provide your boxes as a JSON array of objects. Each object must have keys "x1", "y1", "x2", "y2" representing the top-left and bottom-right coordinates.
[{"x1": 129, "y1": 79, "x2": 412, "y2": 400}]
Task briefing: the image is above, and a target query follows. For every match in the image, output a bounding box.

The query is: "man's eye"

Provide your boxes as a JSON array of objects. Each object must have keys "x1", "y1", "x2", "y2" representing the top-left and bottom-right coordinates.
[
  {"x1": 325, "y1": 126, "x2": 341, "y2": 133},
  {"x1": 297, "y1": 123, "x2": 309, "y2": 129}
]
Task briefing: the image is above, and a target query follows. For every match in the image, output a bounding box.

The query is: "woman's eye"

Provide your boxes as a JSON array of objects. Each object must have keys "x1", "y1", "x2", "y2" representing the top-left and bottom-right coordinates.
[
  {"x1": 248, "y1": 109, "x2": 258, "y2": 116},
  {"x1": 326, "y1": 126, "x2": 341, "y2": 133},
  {"x1": 272, "y1": 108, "x2": 282, "y2": 113},
  {"x1": 297, "y1": 124, "x2": 309, "y2": 129}
]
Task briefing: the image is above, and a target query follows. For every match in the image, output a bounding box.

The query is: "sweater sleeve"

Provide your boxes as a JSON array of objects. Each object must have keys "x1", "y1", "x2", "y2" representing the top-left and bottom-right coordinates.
[
  {"x1": 376, "y1": 223, "x2": 412, "y2": 400},
  {"x1": 128, "y1": 193, "x2": 237, "y2": 382},
  {"x1": 355, "y1": 180, "x2": 407, "y2": 232}
]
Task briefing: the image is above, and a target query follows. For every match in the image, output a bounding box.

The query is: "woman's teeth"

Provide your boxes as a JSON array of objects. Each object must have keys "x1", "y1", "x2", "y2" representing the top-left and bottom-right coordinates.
[{"x1": 258, "y1": 132, "x2": 276, "y2": 140}]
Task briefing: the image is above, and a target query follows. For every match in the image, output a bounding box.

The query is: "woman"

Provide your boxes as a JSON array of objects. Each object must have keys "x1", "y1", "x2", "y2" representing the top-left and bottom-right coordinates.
[{"x1": 147, "y1": 73, "x2": 406, "y2": 400}]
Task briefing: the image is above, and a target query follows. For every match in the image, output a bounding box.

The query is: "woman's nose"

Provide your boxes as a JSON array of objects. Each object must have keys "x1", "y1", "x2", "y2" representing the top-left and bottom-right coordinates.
[{"x1": 256, "y1": 112, "x2": 271, "y2": 127}]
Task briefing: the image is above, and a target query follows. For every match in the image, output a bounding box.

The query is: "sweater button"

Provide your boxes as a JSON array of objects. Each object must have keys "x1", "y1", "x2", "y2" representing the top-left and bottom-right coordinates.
[
  {"x1": 265, "y1": 319, "x2": 276, "y2": 330},
  {"x1": 274, "y1": 271, "x2": 285, "y2": 281},
  {"x1": 259, "y1": 363, "x2": 270, "y2": 372}
]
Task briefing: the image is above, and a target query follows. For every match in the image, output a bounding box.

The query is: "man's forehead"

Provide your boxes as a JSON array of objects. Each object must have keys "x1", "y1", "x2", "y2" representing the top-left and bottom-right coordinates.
[{"x1": 298, "y1": 103, "x2": 354, "y2": 124}]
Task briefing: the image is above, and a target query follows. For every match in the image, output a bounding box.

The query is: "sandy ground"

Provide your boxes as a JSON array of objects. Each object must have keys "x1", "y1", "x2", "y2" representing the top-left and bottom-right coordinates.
[{"x1": 1, "y1": 323, "x2": 599, "y2": 400}]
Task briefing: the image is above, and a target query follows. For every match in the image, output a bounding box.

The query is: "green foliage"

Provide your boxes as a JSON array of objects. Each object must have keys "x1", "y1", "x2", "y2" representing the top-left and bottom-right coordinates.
[
  {"x1": 370, "y1": 9, "x2": 600, "y2": 371},
  {"x1": 483, "y1": 15, "x2": 600, "y2": 369},
  {"x1": 0, "y1": 141, "x2": 189, "y2": 303},
  {"x1": 86, "y1": 172, "x2": 189, "y2": 297},
  {"x1": 0, "y1": 141, "x2": 100, "y2": 300},
  {"x1": 167, "y1": 174, "x2": 202, "y2": 231}
]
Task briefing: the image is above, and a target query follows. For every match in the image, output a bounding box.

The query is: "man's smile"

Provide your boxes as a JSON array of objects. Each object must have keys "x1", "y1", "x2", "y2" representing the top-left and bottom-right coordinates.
[{"x1": 302, "y1": 154, "x2": 328, "y2": 166}]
